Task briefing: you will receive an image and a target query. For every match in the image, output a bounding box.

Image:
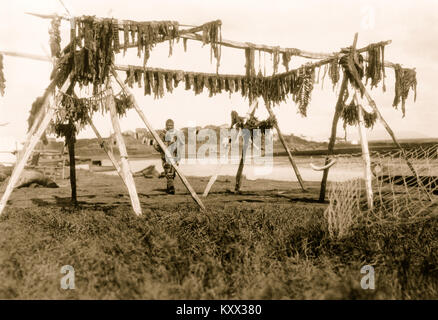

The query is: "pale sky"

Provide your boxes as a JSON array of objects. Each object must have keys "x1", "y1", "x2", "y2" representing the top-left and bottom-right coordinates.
[{"x1": 1, "y1": 0, "x2": 437, "y2": 148}]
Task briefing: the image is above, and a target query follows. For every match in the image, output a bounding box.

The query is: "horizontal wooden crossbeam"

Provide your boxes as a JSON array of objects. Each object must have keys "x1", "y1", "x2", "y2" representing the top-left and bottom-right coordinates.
[
  {"x1": 25, "y1": 12, "x2": 219, "y2": 36},
  {"x1": 24, "y1": 12, "x2": 404, "y2": 70}
]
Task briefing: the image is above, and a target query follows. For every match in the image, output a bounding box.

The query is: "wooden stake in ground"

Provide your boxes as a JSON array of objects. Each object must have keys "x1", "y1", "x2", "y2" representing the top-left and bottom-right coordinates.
[
  {"x1": 235, "y1": 135, "x2": 250, "y2": 193},
  {"x1": 0, "y1": 77, "x2": 71, "y2": 216},
  {"x1": 318, "y1": 74, "x2": 349, "y2": 202},
  {"x1": 355, "y1": 94, "x2": 374, "y2": 210},
  {"x1": 111, "y1": 68, "x2": 206, "y2": 211},
  {"x1": 203, "y1": 101, "x2": 258, "y2": 197},
  {"x1": 54, "y1": 80, "x2": 80, "y2": 204},
  {"x1": 265, "y1": 102, "x2": 306, "y2": 192},
  {"x1": 67, "y1": 122, "x2": 77, "y2": 204},
  {"x1": 57, "y1": 121, "x2": 78, "y2": 205},
  {"x1": 202, "y1": 137, "x2": 229, "y2": 197},
  {"x1": 60, "y1": 143, "x2": 66, "y2": 180},
  {"x1": 107, "y1": 90, "x2": 142, "y2": 216},
  {"x1": 234, "y1": 102, "x2": 257, "y2": 193}
]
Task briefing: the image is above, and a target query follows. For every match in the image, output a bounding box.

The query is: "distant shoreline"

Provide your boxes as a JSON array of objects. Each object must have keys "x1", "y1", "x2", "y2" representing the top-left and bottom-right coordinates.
[
  {"x1": 76, "y1": 140, "x2": 438, "y2": 160},
  {"x1": 1, "y1": 137, "x2": 436, "y2": 166}
]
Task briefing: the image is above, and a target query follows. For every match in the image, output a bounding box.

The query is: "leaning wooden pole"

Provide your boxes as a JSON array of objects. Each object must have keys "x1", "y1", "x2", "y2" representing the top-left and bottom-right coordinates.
[
  {"x1": 111, "y1": 67, "x2": 206, "y2": 211},
  {"x1": 70, "y1": 85, "x2": 124, "y2": 181},
  {"x1": 0, "y1": 77, "x2": 71, "y2": 215},
  {"x1": 318, "y1": 74, "x2": 349, "y2": 202},
  {"x1": 265, "y1": 102, "x2": 306, "y2": 191},
  {"x1": 88, "y1": 120, "x2": 124, "y2": 180},
  {"x1": 349, "y1": 33, "x2": 373, "y2": 210},
  {"x1": 18, "y1": 81, "x2": 59, "y2": 163},
  {"x1": 355, "y1": 95, "x2": 374, "y2": 210},
  {"x1": 107, "y1": 89, "x2": 142, "y2": 216},
  {"x1": 344, "y1": 41, "x2": 432, "y2": 201}
]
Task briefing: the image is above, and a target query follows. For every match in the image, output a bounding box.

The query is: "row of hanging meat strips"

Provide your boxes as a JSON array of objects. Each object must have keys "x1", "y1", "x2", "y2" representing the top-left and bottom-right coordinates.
[{"x1": 124, "y1": 65, "x2": 316, "y2": 116}]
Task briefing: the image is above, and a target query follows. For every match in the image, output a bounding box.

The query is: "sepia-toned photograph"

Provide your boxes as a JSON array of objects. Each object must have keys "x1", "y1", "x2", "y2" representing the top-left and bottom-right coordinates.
[{"x1": 0, "y1": 0, "x2": 437, "y2": 307}]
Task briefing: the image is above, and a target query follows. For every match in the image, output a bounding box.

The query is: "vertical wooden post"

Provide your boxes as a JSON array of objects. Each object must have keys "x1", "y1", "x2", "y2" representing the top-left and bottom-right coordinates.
[
  {"x1": 355, "y1": 94, "x2": 374, "y2": 210},
  {"x1": 234, "y1": 101, "x2": 259, "y2": 193},
  {"x1": 235, "y1": 136, "x2": 250, "y2": 193},
  {"x1": 0, "y1": 77, "x2": 71, "y2": 215},
  {"x1": 265, "y1": 102, "x2": 306, "y2": 191},
  {"x1": 320, "y1": 33, "x2": 359, "y2": 202},
  {"x1": 57, "y1": 82, "x2": 80, "y2": 204},
  {"x1": 66, "y1": 121, "x2": 77, "y2": 205},
  {"x1": 111, "y1": 67, "x2": 206, "y2": 211},
  {"x1": 235, "y1": 155, "x2": 245, "y2": 192},
  {"x1": 60, "y1": 143, "x2": 66, "y2": 180},
  {"x1": 107, "y1": 90, "x2": 142, "y2": 216},
  {"x1": 319, "y1": 74, "x2": 349, "y2": 202}
]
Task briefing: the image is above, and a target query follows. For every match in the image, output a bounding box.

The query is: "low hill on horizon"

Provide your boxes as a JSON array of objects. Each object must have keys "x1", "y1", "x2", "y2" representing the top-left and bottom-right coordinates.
[
  {"x1": 36, "y1": 125, "x2": 437, "y2": 159},
  {"x1": 71, "y1": 125, "x2": 330, "y2": 157}
]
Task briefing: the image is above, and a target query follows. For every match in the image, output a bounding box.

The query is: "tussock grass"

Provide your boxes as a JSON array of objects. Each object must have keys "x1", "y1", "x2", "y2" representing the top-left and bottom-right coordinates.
[{"x1": 0, "y1": 201, "x2": 437, "y2": 299}]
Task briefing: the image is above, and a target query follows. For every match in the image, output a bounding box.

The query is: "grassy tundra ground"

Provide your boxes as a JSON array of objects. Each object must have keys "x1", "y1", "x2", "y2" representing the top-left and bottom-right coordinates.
[{"x1": 0, "y1": 170, "x2": 437, "y2": 299}]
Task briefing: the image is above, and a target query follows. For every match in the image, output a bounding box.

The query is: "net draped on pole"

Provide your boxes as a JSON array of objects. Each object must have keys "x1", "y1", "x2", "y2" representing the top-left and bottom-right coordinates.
[{"x1": 325, "y1": 143, "x2": 438, "y2": 225}]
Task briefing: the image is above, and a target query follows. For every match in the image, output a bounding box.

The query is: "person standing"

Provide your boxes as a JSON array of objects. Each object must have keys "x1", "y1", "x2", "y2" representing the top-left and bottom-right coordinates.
[{"x1": 153, "y1": 119, "x2": 182, "y2": 194}]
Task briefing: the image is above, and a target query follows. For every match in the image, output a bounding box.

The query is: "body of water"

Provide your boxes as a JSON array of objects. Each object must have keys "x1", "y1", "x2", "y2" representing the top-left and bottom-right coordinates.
[
  {"x1": 86, "y1": 157, "x2": 365, "y2": 182},
  {"x1": 0, "y1": 152, "x2": 16, "y2": 166}
]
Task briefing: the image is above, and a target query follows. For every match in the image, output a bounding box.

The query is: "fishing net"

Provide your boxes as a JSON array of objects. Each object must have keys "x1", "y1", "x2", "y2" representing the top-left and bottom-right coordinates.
[{"x1": 325, "y1": 143, "x2": 438, "y2": 228}]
